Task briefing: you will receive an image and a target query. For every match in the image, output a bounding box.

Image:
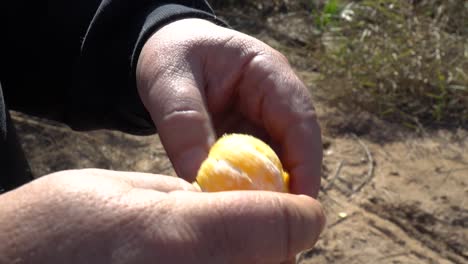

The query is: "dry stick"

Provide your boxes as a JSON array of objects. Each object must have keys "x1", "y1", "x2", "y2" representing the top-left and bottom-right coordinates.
[
  {"x1": 374, "y1": 252, "x2": 410, "y2": 261},
  {"x1": 319, "y1": 161, "x2": 348, "y2": 214},
  {"x1": 325, "y1": 160, "x2": 345, "y2": 191},
  {"x1": 327, "y1": 212, "x2": 357, "y2": 229},
  {"x1": 350, "y1": 134, "x2": 375, "y2": 197},
  {"x1": 437, "y1": 167, "x2": 468, "y2": 174},
  {"x1": 319, "y1": 186, "x2": 345, "y2": 208}
]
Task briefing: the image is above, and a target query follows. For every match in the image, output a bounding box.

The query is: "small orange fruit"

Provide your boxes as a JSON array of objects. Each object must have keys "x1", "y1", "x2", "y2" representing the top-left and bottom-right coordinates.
[{"x1": 195, "y1": 133, "x2": 289, "y2": 192}]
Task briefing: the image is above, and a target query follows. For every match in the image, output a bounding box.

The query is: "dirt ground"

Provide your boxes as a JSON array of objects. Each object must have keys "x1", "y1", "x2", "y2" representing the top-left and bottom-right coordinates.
[
  {"x1": 11, "y1": 6, "x2": 468, "y2": 264},
  {"x1": 12, "y1": 110, "x2": 468, "y2": 264}
]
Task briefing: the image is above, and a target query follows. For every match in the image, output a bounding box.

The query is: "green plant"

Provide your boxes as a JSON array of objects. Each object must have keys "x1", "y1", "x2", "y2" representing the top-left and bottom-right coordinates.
[
  {"x1": 314, "y1": 0, "x2": 343, "y2": 30},
  {"x1": 316, "y1": 0, "x2": 468, "y2": 128}
]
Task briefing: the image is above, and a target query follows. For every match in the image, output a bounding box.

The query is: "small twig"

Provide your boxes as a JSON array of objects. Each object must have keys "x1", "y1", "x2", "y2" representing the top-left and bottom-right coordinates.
[
  {"x1": 437, "y1": 167, "x2": 468, "y2": 174},
  {"x1": 327, "y1": 212, "x2": 357, "y2": 229},
  {"x1": 325, "y1": 160, "x2": 345, "y2": 191},
  {"x1": 350, "y1": 134, "x2": 375, "y2": 197},
  {"x1": 321, "y1": 190, "x2": 345, "y2": 207},
  {"x1": 374, "y1": 252, "x2": 410, "y2": 261}
]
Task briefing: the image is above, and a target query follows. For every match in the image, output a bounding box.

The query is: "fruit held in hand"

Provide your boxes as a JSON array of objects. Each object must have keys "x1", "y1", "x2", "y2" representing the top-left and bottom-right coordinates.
[{"x1": 195, "y1": 134, "x2": 289, "y2": 192}]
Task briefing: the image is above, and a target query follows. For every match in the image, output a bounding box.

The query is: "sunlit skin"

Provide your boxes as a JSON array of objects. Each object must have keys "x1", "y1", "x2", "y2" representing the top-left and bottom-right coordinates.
[
  {"x1": 137, "y1": 18, "x2": 323, "y2": 198},
  {"x1": 0, "y1": 18, "x2": 325, "y2": 264},
  {"x1": 0, "y1": 170, "x2": 325, "y2": 263}
]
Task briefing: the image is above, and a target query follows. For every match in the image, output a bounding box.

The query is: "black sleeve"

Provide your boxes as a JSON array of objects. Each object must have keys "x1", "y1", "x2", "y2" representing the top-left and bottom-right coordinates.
[
  {"x1": 70, "y1": 1, "x2": 226, "y2": 134},
  {"x1": 70, "y1": 0, "x2": 227, "y2": 134},
  {"x1": 0, "y1": 1, "x2": 226, "y2": 135}
]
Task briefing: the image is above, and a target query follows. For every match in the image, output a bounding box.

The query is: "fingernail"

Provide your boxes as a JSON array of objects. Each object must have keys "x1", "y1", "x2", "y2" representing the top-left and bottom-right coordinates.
[{"x1": 174, "y1": 147, "x2": 208, "y2": 182}]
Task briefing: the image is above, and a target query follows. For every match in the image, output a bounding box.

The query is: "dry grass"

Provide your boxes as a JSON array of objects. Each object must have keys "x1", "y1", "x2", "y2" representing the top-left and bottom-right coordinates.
[
  {"x1": 315, "y1": 0, "x2": 468, "y2": 128},
  {"x1": 212, "y1": 0, "x2": 468, "y2": 129}
]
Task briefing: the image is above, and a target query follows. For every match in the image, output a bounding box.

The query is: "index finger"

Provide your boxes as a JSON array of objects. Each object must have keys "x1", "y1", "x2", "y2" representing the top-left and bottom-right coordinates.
[{"x1": 237, "y1": 52, "x2": 323, "y2": 197}]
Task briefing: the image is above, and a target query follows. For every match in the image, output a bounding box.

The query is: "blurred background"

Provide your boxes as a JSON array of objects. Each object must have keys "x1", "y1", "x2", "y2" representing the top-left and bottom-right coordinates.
[{"x1": 12, "y1": 1, "x2": 467, "y2": 263}]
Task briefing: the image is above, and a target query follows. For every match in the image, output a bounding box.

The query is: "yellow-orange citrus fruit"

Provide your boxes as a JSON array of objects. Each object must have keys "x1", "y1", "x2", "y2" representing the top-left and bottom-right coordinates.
[{"x1": 195, "y1": 133, "x2": 289, "y2": 192}]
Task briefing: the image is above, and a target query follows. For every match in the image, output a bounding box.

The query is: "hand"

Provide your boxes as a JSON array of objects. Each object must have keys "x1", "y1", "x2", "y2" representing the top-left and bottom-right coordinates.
[
  {"x1": 137, "y1": 19, "x2": 322, "y2": 197},
  {"x1": 0, "y1": 169, "x2": 325, "y2": 263}
]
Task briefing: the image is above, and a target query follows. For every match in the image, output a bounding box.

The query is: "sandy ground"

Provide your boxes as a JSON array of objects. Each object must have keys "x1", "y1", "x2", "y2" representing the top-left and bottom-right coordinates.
[
  {"x1": 12, "y1": 109, "x2": 468, "y2": 264},
  {"x1": 10, "y1": 6, "x2": 468, "y2": 263},
  {"x1": 303, "y1": 130, "x2": 468, "y2": 264}
]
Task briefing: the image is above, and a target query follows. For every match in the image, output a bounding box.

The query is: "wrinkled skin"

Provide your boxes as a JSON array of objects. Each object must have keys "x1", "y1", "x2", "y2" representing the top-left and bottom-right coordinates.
[
  {"x1": 137, "y1": 18, "x2": 323, "y2": 198},
  {"x1": 0, "y1": 170, "x2": 324, "y2": 263},
  {"x1": 1, "y1": 18, "x2": 325, "y2": 263}
]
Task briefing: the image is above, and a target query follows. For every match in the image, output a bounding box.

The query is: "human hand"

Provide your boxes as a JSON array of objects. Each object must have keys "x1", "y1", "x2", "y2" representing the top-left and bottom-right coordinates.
[
  {"x1": 0, "y1": 169, "x2": 324, "y2": 263},
  {"x1": 137, "y1": 19, "x2": 322, "y2": 197}
]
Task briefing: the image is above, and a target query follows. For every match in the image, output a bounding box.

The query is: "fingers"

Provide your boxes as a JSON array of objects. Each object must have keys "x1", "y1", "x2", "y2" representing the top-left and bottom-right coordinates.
[
  {"x1": 136, "y1": 19, "x2": 322, "y2": 195},
  {"x1": 137, "y1": 32, "x2": 216, "y2": 183},
  {"x1": 236, "y1": 53, "x2": 323, "y2": 197},
  {"x1": 174, "y1": 191, "x2": 326, "y2": 263},
  {"x1": 69, "y1": 169, "x2": 198, "y2": 192},
  {"x1": 143, "y1": 77, "x2": 214, "y2": 183}
]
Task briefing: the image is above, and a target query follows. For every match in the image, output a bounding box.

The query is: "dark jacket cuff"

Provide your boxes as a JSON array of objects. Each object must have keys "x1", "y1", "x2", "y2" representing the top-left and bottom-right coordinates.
[
  {"x1": 131, "y1": 3, "x2": 228, "y2": 73},
  {"x1": 71, "y1": 2, "x2": 226, "y2": 135}
]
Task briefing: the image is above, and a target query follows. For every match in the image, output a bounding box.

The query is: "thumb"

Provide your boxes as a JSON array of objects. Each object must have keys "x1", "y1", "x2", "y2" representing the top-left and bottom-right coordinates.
[
  {"x1": 73, "y1": 169, "x2": 198, "y2": 192},
  {"x1": 136, "y1": 33, "x2": 215, "y2": 183},
  {"x1": 176, "y1": 191, "x2": 326, "y2": 263}
]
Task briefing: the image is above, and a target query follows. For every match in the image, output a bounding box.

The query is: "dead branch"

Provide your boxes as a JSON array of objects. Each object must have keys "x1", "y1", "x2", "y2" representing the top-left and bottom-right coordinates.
[
  {"x1": 325, "y1": 160, "x2": 345, "y2": 191},
  {"x1": 350, "y1": 134, "x2": 375, "y2": 197}
]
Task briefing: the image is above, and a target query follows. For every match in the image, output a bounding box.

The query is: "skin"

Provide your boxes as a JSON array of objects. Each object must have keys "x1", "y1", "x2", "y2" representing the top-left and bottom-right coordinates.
[
  {"x1": 0, "y1": 18, "x2": 325, "y2": 263},
  {"x1": 0, "y1": 170, "x2": 324, "y2": 263},
  {"x1": 137, "y1": 19, "x2": 323, "y2": 197}
]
